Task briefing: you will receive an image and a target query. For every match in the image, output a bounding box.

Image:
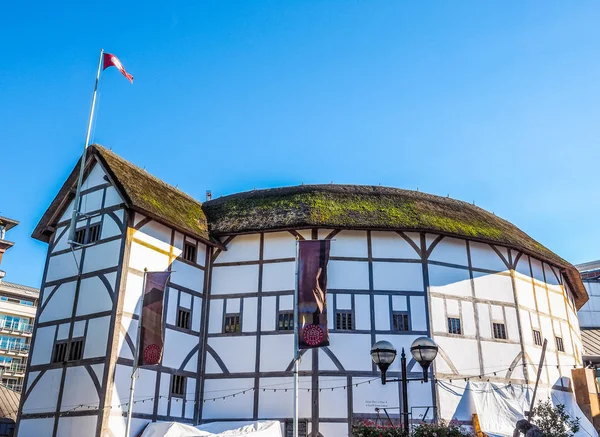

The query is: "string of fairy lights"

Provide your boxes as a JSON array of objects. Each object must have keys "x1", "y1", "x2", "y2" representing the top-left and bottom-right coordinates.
[{"x1": 10, "y1": 361, "x2": 584, "y2": 417}]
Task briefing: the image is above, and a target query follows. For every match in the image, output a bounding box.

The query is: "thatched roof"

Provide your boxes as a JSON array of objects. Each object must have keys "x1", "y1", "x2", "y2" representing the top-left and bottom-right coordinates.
[
  {"x1": 204, "y1": 185, "x2": 587, "y2": 308},
  {"x1": 32, "y1": 145, "x2": 214, "y2": 246},
  {"x1": 33, "y1": 147, "x2": 587, "y2": 308}
]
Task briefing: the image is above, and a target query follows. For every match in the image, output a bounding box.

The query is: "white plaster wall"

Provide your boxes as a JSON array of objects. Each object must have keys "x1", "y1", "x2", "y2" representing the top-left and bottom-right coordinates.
[
  {"x1": 122, "y1": 271, "x2": 144, "y2": 315},
  {"x1": 112, "y1": 365, "x2": 156, "y2": 413},
  {"x1": 328, "y1": 261, "x2": 369, "y2": 290},
  {"x1": 262, "y1": 262, "x2": 295, "y2": 292},
  {"x1": 76, "y1": 274, "x2": 115, "y2": 316},
  {"x1": 429, "y1": 265, "x2": 471, "y2": 297},
  {"x1": 330, "y1": 231, "x2": 368, "y2": 258},
  {"x1": 30, "y1": 325, "x2": 56, "y2": 365},
  {"x1": 373, "y1": 295, "x2": 390, "y2": 330},
  {"x1": 326, "y1": 334, "x2": 372, "y2": 371},
  {"x1": 56, "y1": 415, "x2": 98, "y2": 437},
  {"x1": 217, "y1": 234, "x2": 260, "y2": 263},
  {"x1": 410, "y1": 296, "x2": 428, "y2": 331},
  {"x1": 104, "y1": 185, "x2": 123, "y2": 207},
  {"x1": 170, "y1": 260, "x2": 204, "y2": 291},
  {"x1": 243, "y1": 297, "x2": 258, "y2": 332},
  {"x1": 46, "y1": 251, "x2": 80, "y2": 282},
  {"x1": 202, "y1": 378, "x2": 256, "y2": 419},
  {"x1": 101, "y1": 212, "x2": 124, "y2": 240},
  {"x1": 257, "y1": 376, "x2": 311, "y2": 419},
  {"x1": 429, "y1": 237, "x2": 468, "y2": 266},
  {"x1": 259, "y1": 335, "x2": 294, "y2": 371},
  {"x1": 134, "y1": 220, "x2": 173, "y2": 253},
  {"x1": 261, "y1": 296, "x2": 276, "y2": 331},
  {"x1": 17, "y1": 418, "x2": 55, "y2": 437},
  {"x1": 319, "y1": 423, "x2": 349, "y2": 437},
  {"x1": 263, "y1": 232, "x2": 296, "y2": 260},
  {"x1": 372, "y1": 262, "x2": 424, "y2": 291},
  {"x1": 371, "y1": 231, "x2": 421, "y2": 259},
  {"x1": 82, "y1": 239, "x2": 122, "y2": 274},
  {"x1": 128, "y1": 241, "x2": 170, "y2": 272},
  {"x1": 318, "y1": 377, "x2": 348, "y2": 418},
  {"x1": 163, "y1": 329, "x2": 198, "y2": 369},
  {"x1": 430, "y1": 297, "x2": 446, "y2": 333},
  {"x1": 84, "y1": 316, "x2": 111, "y2": 358},
  {"x1": 469, "y1": 242, "x2": 509, "y2": 272},
  {"x1": 60, "y1": 366, "x2": 100, "y2": 412},
  {"x1": 208, "y1": 299, "x2": 224, "y2": 334},
  {"x1": 472, "y1": 272, "x2": 514, "y2": 303},
  {"x1": 211, "y1": 265, "x2": 259, "y2": 295},
  {"x1": 208, "y1": 337, "x2": 256, "y2": 373},
  {"x1": 39, "y1": 281, "x2": 76, "y2": 322},
  {"x1": 22, "y1": 368, "x2": 62, "y2": 413}
]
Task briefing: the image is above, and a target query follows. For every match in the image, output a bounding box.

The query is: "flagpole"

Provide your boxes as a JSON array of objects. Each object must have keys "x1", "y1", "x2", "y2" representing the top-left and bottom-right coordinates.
[
  {"x1": 68, "y1": 48, "x2": 104, "y2": 245},
  {"x1": 293, "y1": 240, "x2": 299, "y2": 437},
  {"x1": 125, "y1": 268, "x2": 146, "y2": 437}
]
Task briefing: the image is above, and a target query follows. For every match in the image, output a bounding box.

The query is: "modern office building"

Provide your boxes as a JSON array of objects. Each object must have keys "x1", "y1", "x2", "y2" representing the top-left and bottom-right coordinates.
[
  {"x1": 0, "y1": 217, "x2": 38, "y2": 394},
  {"x1": 16, "y1": 145, "x2": 591, "y2": 437}
]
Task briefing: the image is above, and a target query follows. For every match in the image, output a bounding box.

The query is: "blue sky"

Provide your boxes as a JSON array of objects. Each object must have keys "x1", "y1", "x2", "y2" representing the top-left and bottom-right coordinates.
[{"x1": 1, "y1": 2, "x2": 600, "y2": 287}]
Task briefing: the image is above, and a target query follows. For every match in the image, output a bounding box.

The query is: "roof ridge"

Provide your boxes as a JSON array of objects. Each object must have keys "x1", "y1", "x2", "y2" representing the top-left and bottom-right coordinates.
[{"x1": 0, "y1": 281, "x2": 39, "y2": 292}]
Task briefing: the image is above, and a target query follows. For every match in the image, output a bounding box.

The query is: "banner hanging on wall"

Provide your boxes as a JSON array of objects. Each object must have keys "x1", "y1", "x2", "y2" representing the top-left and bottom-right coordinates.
[
  {"x1": 139, "y1": 271, "x2": 171, "y2": 366},
  {"x1": 298, "y1": 240, "x2": 331, "y2": 349}
]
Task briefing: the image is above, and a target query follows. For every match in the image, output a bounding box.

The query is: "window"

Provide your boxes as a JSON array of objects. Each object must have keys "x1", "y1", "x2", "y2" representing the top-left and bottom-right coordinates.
[
  {"x1": 177, "y1": 308, "x2": 191, "y2": 330},
  {"x1": 556, "y1": 336, "x2": 564, "y2": 352},
  {"x1": 74, "y1": 228, "x2": 86, "y2": 245},
  {"x1": 74, "y1": 223, "x2": 101, "y2": 245},
  {"x1": 52, "y1": 341, "x2": 68, "y2": 363},
  {"x1": 183, "y1": 242, "x2": 197, "y2": 263},
  {"x1": 336, "y1": 311, "x2": 353, "y2": 330},
  {"x1": 278, "y1": 312, "x2": 294, "y2": 331},
  {"x1": 493, "y1": 323, "x2": 507, "y2": 340},
  {"x1": 448, "y1": 317, "x2": 462, "y2": 335},
  {"x1": 68, "y1": 338, "x2": 84, "y2": 361},
  {"x1": 224, "y1": 314, "x2": 241, "y2": 333},
  {"x1": 171, "y1": 374, "x2": 186, "y2": 396},
  {"x1": 533, "y1": 330, "x2": 542, "y2": 346},
  {"x1": 393, "y1": 313, "x2": 410, "y2": 332},
  {"x1": 87, "y1": 223, "x2": 101, "y2": 244}
]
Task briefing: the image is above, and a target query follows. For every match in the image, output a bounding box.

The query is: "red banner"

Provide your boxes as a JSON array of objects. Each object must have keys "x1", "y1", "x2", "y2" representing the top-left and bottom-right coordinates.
[
  {"x1": 138, "y1": 271, "x2": 171, "y2": 366},
  {"x1": 298, "y1": 240, "x2": 330, "y2": 349}
]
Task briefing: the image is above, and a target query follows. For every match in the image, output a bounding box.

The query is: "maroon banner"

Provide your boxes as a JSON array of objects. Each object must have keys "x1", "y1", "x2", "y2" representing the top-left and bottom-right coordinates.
[
  {"x1": 298, "y1": 240, "x2": 331, "y2": 349},
  {"x1": 139, "y1": 271, "x2": 171, "y2": 366}
]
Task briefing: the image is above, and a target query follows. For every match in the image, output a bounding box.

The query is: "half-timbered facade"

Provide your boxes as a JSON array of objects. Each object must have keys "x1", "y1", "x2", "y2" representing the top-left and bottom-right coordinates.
[{"x1": 16, "y1": 145, "x2": 589, "y2": 437}]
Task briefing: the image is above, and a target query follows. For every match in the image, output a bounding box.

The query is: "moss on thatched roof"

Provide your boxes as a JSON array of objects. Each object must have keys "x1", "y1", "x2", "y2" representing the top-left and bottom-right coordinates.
[
  {"x1": 32, "y1": 145, "x2": 211, "y2": 244},
  {"x1": 204, "y1": 185, "x2": 587, "y2": 308}
]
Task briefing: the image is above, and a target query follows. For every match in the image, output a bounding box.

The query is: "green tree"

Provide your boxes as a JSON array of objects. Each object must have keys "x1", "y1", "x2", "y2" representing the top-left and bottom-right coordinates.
[{"x1": 531, "y1": 400, "x2": 580, "y2": 437}]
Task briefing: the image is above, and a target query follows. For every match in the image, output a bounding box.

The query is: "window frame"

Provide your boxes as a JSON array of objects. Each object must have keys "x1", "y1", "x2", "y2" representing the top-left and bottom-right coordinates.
[
  {"x1": 68, "y1": 337, "x2": 85, "y2": 361},
  {"x1": 223, "y1": 313, "x2": 241, "y2": 334},
  {"x1": 447, "y1": 317, "x2": 462, "y2": 335},
  {"x1": 556, "y1": 336, "x2": 564, "y2": 352},
  {"x1": 533, "y1": 329, "x2": 543, "y2": 346},
  {"x1": 170, "y1": 374, "x2": 186, "y2": 398},
  {"x1": 177, "y1": 307, "x2": 191, "y2": 330},
  {"x1": 277, "y1": 311, "x2": 294, "y2": 331},
  {"x1": 52, "y1": 340, "x2": 68, "y2": 363},
  {"x1": 183, "y1": 241, "x2": 197, "y2": 264},
  {"x1": 492, "y1": 322, "x2": 507, "y2": 340},
  {"x1": 335, "y1": 311, "x2": 353, "y2": 331},
  {"x1": 392, "y1": 312, "x2": 410, "y2": 332}
]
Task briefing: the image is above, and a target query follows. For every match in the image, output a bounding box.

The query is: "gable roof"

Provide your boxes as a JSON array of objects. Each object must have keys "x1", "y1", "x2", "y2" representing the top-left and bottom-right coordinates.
[
  {"x1": 32, "y1": 145, "x2": 214, "y2": 246},
  {"x1": 203, "y1": 184, "x2": 588, "y2": 309}
]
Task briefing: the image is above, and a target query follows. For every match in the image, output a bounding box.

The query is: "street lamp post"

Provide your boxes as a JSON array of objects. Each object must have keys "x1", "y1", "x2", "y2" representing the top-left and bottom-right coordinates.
[{"x1": 370, "y1": 337, "x2": 439, "y2": 434}]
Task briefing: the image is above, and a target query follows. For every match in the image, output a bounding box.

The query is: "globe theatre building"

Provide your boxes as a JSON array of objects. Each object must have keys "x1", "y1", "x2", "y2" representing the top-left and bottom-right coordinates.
[{"x1": 15, "y1": 145, "x2": 588, "y2": 437}]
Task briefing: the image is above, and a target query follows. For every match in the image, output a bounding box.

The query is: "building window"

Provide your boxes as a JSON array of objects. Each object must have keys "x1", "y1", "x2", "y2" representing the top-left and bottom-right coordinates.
[
  {"x1": 52, "y1": 341, "x2": 68, "y2": 363},
  {"x1": 393, "y1": 312, "x2": 410, "y2": 332},
  {"x1": 171, "y1": 374, "x2": 186, "y2": 397},
  {"x1": 493, "y1": 323, "x2": 507, "y2": 340},
  {"x1": 224, "y1": 314, "x2": 241, "y2": 333},
  {"x1": 336, "y1": 311, "x2": 353, "y2": 330},
  {"x1": 278, "y1": 312, "x2": 294, "y2": 331},
  {"x1": 87, "y1": 223, "x2": 101, "y2": 243},
  {"x1": 556, "y1": 336, "x2": 564, "y2": 352},
  {"x1": 448, "y1": 317, "x2": 462, "y2": 335},
  {"x1": 177, "y1": 308, "x2": 191, "y2": 330},
  {"x1": 74, "y1": 228, "x2": 86, "y2": 245},
  {"x1": 68, "y1": 338, "x2": 84, "y2": 361},
  {"x1": 533, "y1": 330, "x2": 542, "y2": 346},
  {"x1": 183, "y1": 242, "x2": 197, "y2": 263}
]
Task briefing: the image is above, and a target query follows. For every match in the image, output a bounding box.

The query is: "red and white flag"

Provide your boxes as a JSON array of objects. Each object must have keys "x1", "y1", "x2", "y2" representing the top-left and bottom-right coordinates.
[{"x1": 103, "y1": 53, "x2": 134, "y2": 83}]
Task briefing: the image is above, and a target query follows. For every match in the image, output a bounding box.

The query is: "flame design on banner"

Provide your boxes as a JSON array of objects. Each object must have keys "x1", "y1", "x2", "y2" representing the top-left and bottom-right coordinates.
[
  {"x1": 298, "y1": 240, "x2": 330, "y2": 349},
  {"x1": 139, "y1": 271, "x2": 171, "y2": 366}
]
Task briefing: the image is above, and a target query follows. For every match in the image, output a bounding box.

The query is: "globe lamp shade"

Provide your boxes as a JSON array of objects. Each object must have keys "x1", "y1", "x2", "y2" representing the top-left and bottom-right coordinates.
[
  {"x1": 370, "y1": 340, "x2": 397, "y2": 384},
  {"x1": 410, "y1": 337, "x2": 438, "y2": 382}
]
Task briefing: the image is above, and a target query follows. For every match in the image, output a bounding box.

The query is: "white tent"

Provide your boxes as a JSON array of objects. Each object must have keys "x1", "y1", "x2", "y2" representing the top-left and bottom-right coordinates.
[
  {"x1": 442, "y1": 381, "x2": 597, "y2": 437},
  {"x1": 138, "y1": 420, "x2": 283, "y2": 437}
]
